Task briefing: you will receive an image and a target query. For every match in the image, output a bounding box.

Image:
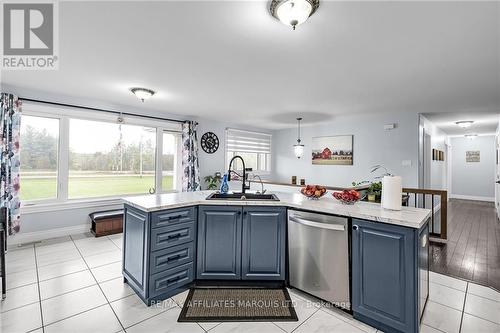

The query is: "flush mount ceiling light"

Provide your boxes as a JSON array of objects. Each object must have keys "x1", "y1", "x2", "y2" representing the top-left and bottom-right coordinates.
[
  {"x1": 455, "y1": 120, "x2": 474, "y2": 128},
  {"x1": 270, "y1": 0, "x2": 320, "y2": 30},
  {"x1": 293, "y1": 117, "x2": 305, "y2": 158},
  {"x1": 130, "y1": 87, "x2": 156, "y2": 102},
  {"x1": 465, "y1": 134, "x2": 478, "y2": 139}
]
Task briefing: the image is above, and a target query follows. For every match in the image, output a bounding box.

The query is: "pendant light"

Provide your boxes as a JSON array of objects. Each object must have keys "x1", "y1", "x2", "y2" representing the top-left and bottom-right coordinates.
[{"x1": 293, "y1": 117, "x2": 304, "y2": 158}]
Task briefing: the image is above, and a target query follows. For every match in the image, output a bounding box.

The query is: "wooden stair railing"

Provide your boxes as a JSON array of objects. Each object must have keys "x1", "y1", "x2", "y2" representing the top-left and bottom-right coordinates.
[{"x1": 402, "y1": 188, "x2": 448, "y2": 240}]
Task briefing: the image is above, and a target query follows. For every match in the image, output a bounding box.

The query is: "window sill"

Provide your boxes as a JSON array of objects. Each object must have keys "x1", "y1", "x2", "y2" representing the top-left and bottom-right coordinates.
[
  {"x1": 21, "y1": 198, "x2": 124, "y2": 214},
  {"x1": 21, "y1": 191, "x2": 179, "y2": 214}
]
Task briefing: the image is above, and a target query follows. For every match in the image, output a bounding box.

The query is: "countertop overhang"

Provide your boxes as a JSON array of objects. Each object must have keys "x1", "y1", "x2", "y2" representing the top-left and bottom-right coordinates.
[{"x1": 123, "y1": 191, "x2": 431, "y2": 229}]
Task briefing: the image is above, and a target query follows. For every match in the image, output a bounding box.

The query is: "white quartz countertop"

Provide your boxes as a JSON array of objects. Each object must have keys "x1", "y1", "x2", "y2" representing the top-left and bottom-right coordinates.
[{"x1": 123, "y1": 191, "x2": 431, "y2": 229}]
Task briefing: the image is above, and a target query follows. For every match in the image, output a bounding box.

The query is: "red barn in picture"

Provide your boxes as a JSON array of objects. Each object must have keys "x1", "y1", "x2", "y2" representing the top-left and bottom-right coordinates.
[
  {"x1": 321, "y1": 147, "x2": 332, "y2": 159},
  {"x1": 311, "y1": 135, "x2": 353, "y2": 165}
]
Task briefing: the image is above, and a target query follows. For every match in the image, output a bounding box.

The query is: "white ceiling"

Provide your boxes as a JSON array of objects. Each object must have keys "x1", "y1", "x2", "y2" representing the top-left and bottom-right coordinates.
[
  {"x1": 2, "y1": 1, "x2": 499, "y2": 129},
  {"x1": 422, "y1": 111, "x2": 499, "y2": 136}
]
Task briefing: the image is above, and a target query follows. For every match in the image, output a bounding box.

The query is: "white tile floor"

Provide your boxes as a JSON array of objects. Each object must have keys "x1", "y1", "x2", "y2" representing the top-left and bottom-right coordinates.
[{"x1": 1, "y1": 233, "x2": 499, "y2": 333}]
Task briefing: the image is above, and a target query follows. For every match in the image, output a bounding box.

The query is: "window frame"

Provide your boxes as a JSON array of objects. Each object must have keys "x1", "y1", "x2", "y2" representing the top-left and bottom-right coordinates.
[
  {"x1": 21, "y1": 102, "x2": 182, "y2": 208},
  {"x1": 157, "y1": 129, "x2": 183, "y2": 194},
  {"x1": 19, "y1": 113, "x2": 63, "y2": 205},
  {"x1": 224, "y1": 128, "x2": 272, "y2": 175}
]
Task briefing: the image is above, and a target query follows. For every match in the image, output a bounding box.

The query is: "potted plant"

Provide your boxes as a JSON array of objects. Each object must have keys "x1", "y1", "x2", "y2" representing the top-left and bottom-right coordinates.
[
  {"x1": 367, "y1": 181, "x2": 382, "y2": 202},
  {"x1": 352, "y1": 165, "x2": 392, "y2": 202},
  {"x1": 204, "y1": 172, "x2": 222, "y2": 190}
]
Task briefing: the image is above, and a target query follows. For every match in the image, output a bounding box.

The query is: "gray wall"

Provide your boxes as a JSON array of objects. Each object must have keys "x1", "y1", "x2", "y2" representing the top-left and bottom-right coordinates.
[
  {"x1": 4, "y1": 85, "x2": 273, "y2": 237},
  {"x1": 271, "y1": 111, "x2": 420, "y2": 188},
  {"x1": 196, "y1": 118, "x2": 272, "y2": 188},
  {"x1": 451, "y1": 135, "x2": 496, "y2": 200},
  {"x1": 18, "y1": 116, "x2": 269, "y2": 236}
]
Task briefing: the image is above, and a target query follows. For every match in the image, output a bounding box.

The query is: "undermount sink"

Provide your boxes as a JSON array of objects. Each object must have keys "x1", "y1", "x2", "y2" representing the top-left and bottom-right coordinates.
[{"x1": 206, "y1": 192, "x2": 280, "y2": 201}]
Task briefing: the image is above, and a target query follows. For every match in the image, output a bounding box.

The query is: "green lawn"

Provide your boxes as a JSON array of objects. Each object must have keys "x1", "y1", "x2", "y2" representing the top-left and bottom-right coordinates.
[{"x1": 20, "y1": 176, "x2": 174, "y2": 201}]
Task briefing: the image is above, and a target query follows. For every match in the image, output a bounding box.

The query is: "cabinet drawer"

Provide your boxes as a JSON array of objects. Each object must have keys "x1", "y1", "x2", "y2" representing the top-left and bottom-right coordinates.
[
  {"x1": 151, "y1": 207, "x2": 195, "y2": 229},
  {"x1": 150, "y1": 242, "x2": 195, "y2": 274},
  {"x1": 149, "y1": 262, "x2": 194, "y2": 297},
  {"x1": 151, "y1": 222, "x2": 196, "y2": 251}
]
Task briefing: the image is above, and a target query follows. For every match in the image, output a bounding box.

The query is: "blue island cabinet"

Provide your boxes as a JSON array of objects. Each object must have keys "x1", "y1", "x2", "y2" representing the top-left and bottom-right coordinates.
[
  {"x1": 197, "y1": 205, "x2": 286, "y2": 281},
  {"x1": 352, "y1": 218, "x2": 429, "y2": 333},
  {"x1": 242, "y1": 207, "x2": 286, "y2": 280},
  {"x1": 122, "y1": 204, "x2": 197, "y2": 305}
]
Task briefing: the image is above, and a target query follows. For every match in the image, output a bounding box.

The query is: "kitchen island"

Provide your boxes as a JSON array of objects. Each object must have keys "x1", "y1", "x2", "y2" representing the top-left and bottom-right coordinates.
[{"x1": 122, "y1": 190, "x2": 431, "y2": 333}]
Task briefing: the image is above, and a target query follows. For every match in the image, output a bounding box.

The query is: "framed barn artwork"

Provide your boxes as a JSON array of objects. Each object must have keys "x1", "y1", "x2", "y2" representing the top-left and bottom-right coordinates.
[{"x1": 312, "y1": 135, "x2": 353, "y2": 165}]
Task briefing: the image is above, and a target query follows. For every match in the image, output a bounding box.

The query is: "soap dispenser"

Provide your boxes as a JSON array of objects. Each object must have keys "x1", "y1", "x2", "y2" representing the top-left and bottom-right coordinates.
[{"x1": 220, "y1": 173, "x2": 229, "y2": 194}]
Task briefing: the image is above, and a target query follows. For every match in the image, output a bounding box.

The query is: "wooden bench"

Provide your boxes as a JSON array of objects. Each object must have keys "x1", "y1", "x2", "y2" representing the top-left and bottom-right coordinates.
[{"x1": 89, "y1": 209, "x2": 124, "y2": 237}]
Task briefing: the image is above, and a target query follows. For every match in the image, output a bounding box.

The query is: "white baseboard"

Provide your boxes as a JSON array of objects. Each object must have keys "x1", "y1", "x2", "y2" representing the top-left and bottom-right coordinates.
[
  {"x1": 450, "y1": 194, "x2": 495, "y2": 202},
  {"x1": 8, "y1": 224, "x2": 90, "y2": 246}
]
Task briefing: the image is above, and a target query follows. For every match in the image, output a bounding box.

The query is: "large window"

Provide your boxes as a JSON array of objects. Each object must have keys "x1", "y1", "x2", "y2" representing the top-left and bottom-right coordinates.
[
  {"x1": 20, "y1": 102, "x2": 182, "y2": 205},
  {"x1": 20, "y1": 115, "x2": 59, "y2": 201},
  {"x1": 162, "y1": 132, "x2": 180, "y2": 191},
  {"x1": 68, "y1": 119, "x2": 157, "y2": 198},
  {"x1": 225, "y1": 128, "x2": 271, "y2": 173}
]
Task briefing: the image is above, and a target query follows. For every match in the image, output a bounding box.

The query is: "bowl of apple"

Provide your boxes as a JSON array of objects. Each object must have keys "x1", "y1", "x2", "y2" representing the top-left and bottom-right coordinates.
[
  {"x1": 300, "y1": 185, "x2": 327, "y2": 200},
  {"x1": 332, "y1": 190, "x2": 362, "y2": 205}
]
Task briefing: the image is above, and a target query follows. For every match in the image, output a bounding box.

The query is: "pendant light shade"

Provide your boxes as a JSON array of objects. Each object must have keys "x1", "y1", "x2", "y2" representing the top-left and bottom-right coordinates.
[
  {"x1": 455, "y1": 120, "x2": 474, "y2": 128},
  {"x1": 293, "y1": 117, "x2": 304, "y2": 159},
  {"x1": 270, "y1": 0, "x2": 320, "y2": 30},
  {"x1": 130, "y1": 87, "x2": 156, "y2": 102},
  {"x1": 294, "y1": 144, "x2": 304, "y2": 158}
]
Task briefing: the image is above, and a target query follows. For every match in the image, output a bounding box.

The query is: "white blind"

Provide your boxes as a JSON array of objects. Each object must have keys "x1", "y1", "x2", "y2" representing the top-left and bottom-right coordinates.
[{"x1": 226, "y1": 128, "x2": 271, "y2": 154}]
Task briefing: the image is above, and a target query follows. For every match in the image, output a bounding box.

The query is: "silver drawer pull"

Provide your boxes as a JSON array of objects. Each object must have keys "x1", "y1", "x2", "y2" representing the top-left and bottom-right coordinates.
[{"x1": 289, "y1": 216, "x2": 345, "y2": 231}]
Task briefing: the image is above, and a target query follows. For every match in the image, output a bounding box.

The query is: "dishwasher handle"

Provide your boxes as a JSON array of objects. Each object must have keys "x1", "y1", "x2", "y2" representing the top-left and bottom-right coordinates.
[{"x1": 289, "y1": 216, "x2": 345, "y2": 231}]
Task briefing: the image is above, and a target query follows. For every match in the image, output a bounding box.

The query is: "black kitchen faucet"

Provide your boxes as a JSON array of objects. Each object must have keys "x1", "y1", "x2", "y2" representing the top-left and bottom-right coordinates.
[{"x1": 227, "y1": 155, "x2": 251, "y2": 194}]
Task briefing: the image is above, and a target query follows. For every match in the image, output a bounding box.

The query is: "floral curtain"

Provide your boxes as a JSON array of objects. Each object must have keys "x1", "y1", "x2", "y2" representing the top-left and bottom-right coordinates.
[
  {"x1": 0, "y1": 93, "x2": 22, "y2": 235},
  {"x1": 181, "y1": 121, "x2": 201, "y2": 192}
]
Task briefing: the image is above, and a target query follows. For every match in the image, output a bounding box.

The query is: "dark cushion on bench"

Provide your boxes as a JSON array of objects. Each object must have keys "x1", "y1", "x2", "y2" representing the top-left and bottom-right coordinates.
[{"x1": 89, "y1": 209, "x2": 124, "y2": 222}]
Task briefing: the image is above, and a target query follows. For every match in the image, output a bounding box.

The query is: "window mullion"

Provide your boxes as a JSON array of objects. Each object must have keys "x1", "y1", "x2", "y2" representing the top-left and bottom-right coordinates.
[
  {"x1": 175, "y1": 133, "x2": 182, "y2": 191},
  {"x1": 58, "y1": 117, "x2": 69, "y2": 201},
  {"x1": 155, "y1": 128, "x2": 163, "y2": 193}
]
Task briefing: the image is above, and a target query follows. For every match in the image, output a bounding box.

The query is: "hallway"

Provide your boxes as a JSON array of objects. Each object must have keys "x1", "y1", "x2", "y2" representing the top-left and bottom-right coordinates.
[{"x1": 430, "y1": 199, "x2": 500, "y2": 291}]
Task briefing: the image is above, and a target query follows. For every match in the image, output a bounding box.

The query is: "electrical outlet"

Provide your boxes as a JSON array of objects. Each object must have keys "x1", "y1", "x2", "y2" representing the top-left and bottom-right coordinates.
[{"x1": 402, "y1": 160, "x2": 412, "y2": 167}]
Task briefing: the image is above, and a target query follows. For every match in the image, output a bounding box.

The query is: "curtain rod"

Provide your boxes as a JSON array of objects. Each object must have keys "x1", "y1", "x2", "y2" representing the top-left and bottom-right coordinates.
[{"x1": 20, "y1": 97, "x2": 187, "y2": 124}]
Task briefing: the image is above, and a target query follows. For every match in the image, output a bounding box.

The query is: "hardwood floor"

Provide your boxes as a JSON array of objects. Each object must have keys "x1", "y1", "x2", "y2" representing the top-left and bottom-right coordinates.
[{"x1": 430, "y1": 199, "x2": 500, "y2": 291}]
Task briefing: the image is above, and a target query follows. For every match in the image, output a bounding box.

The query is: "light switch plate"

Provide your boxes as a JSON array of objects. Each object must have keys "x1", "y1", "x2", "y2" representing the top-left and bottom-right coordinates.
[{"x1": 402, "y1": 160, "x2": 412, "y2": 167}]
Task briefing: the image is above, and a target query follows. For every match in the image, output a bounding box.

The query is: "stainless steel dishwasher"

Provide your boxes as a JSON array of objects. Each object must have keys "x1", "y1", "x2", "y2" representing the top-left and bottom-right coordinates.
[{"x1": 288, "y1": 209, "x2": 350, "y2": 310}]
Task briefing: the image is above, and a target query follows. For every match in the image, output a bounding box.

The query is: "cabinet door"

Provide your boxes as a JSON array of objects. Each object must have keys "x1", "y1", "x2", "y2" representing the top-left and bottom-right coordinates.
[
  {"x1": 123, "y1": 205, "x2": 149, "y2": 298},
  {"x1": 197, "y1": 206, "x2": 242, "y2": 280},
  {"x1": 352, "y1": 218, "x2": 417, "y2": 333},
  {"x1": 241, "y1": 207, "x2": 286, "y2": 280}
]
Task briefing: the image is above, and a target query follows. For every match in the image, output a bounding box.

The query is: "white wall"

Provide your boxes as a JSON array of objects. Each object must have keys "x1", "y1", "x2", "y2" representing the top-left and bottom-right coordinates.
[
  {"x1": 420, "y1": 116, "x2": 449, "y2": 191},
  {"x1": 18, "y1": 203, "x2": 123, "y2": 238},
  {"x1": 271, "y1": 111, "x2": 420, "y2": 188},
  {"x1": 451, "y1": 135, "x2": 496, "y2": 201}
]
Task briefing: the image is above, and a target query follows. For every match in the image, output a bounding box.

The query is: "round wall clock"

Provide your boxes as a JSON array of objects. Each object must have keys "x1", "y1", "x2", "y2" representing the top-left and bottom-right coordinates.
[{"x1": 201, "y1": 132, "x2": 219, "y2": 154}]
